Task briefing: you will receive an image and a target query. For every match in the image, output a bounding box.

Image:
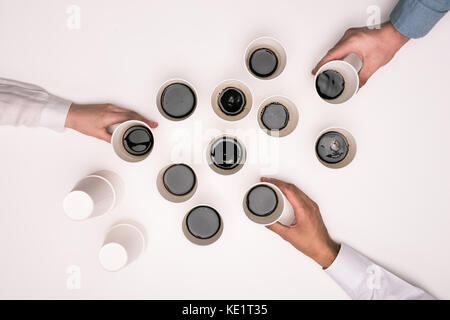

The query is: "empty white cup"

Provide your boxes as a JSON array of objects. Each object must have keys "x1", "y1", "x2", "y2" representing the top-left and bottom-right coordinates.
[
  {"x1": 243, "y1": 182, "x2": 295, "y2": 226},
  {"x1": 63, "y1": 170, "x2": 123, "y2": 221},
  {"x1": 99, "y1": 223, "x2": 146, "y2": 272},
  {"x1": 110, "y1": 120, "x2": 154, "y2": 163},
  {"x1": 314, "y1": 53, "x2": 362, "y2": 104}
]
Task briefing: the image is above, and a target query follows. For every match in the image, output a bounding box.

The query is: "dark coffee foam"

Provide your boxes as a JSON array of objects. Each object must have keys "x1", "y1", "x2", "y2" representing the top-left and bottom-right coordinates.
[
  {"x1": 122, "y1": 125, "x2": 153, "y2": 156},
  {"x1": 315, "y1": 70, "x2": 345, "y2": 100},
  {"x1": 249, "y1": 48, "x2": 278, "y2": 78},
  {"x1": 316, "y1": 131, "x2": 349, "y2": 164},
  {"x1": 210, "y1": 137, "x2": 243, "y2": 170},
  {"x1": 247, "y1": 185, "x2": 278, "y2": 217},
  {"x1": 218, "y1": 87, "x2": 246, "y2": 116},
  {"x1": 163, "y1": 164, "x2": 196, "y2": 196},
  {"x1": 160, "y1": 83, "x2": 196, "y2": 118},
  {"x1": 186, "y1": 206, "x2": 221, "y2": 239},
  {"x1": 261, "y1": 103, "x2": 289, "y2": 131}
]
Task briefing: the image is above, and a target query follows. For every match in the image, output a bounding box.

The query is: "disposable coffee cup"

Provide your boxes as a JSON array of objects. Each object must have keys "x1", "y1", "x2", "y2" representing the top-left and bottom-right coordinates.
[
  {"x1": 315, "y1": 127, "x2": 356, "y2": 169},
  {"x1": 314, "y1": 53, "x2": 362, "y2": 104},
  {"x1": 211, "y1": 79, "x2": 253, "y2": 121},
  {"x1": 63, "y1": 170, "x2": 123, "y2": 221},
  {"x1": 243, "y1": 182, "x2": 295, "y2": 226},
  {"x1": 157, "y1": 163, "x2": 197, "y2": 203},
  {"x1": 245, "y1": 37, "x2": 287, "y2": 80},
  {"x1": 99, "y1": 222, "x2": 146, "y2": 272},
  {"x1": 182, "y1": 205, "x2": 223, "y2": 246},
  {"x1": 156, "y1": 79, "x2": 197, "y2": 121},
  {"x1": 257, "y1": 96, "x2": 299, "y2": 137},
  {"x1": 109, "y1": 120, "x2": 154, "y2": 163},
  {"x1": 206, "y1": 134, "x2": 246, "y2": 175}
]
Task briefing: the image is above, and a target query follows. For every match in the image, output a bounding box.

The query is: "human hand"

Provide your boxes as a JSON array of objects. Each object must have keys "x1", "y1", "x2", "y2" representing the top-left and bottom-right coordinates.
[
  {"x1": 312, "y1": 21, "x2": 409, "y2": 88},
  {"x1": 65, "y1": 103, "x2": 158, "y2": 143},
  {"x1": 261, "y1": 177, "x2": 340, "y2": 268}
]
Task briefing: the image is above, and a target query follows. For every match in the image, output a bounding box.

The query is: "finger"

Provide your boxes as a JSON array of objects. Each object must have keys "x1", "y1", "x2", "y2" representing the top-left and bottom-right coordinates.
[
  {"x1": 312, "y1": 42, "x2": 357, "y2": 75},
  {"x1": 96, "y1": 129, "x2": 112, "y2": 143},
  {"x1": 266, "y1": 222, "x2": 292, "y2": 241},
  {"x1": 260, "y1": 177, "x2": 306, "y2": 212},
  {"x1": 106, "y1": 111, "x2": 158, "y2": 129},
  {"x1": 357, "y1": 64, "x2": 376, "y2": 88}
]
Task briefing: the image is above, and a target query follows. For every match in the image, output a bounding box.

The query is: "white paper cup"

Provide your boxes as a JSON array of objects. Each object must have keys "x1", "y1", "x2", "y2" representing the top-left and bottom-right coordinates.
[
  {"x1": 110, "y1": 120, "x2": 154, "y2": 163},
  {"x1": 314, "y1": 53, "x2": 362, "y2": 104},
  {"x1": 182, "y1": 205, "x2": 223, "y2": 246},
  {"x1": 315, "y1": 127, "x2": 356, "y2": 169},
  {"x1": 99, "y1": 223, "x2": 146, "y2": 272},
  {"x1": 245, "y1": 37, "x2": 287, "y2": 80},
  {"x1": 243, "y1": 182, "x2": 295, "y2": 226},
  {"x1": 211, "y1": 79, "x2": 253, "y2": 121},
  {"x1": 257, "y1": 96, "x2": 299, "y2": 137},
  {"x1": 63, "y1": 170, "x2": 123, "y2": 221},
  {"x1": 156, "y1": 79, "x2": 197, "y2": 121},
  {"x1": 206, "y1": 134, "x2": 246, "y2": 175},
  {"x1": 157, "y1": 163, "x2": 197, "y2": 203}
]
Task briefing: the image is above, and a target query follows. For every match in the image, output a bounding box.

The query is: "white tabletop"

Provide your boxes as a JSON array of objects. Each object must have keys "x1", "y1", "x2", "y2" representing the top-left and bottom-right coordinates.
[{"x1": 0, "y1": 0, "x2": 449, "y2": 299}]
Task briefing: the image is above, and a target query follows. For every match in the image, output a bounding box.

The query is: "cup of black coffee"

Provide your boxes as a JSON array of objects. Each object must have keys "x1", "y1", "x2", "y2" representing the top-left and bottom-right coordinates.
[
  {"x1": 243, "y1": 182, "x2": 295, "y2": 226},
  {"x1": 257, "y1": 96, "x2": 299, "y2": 137},
  {"x1": 182, "y1": 205, "x2": 223, "y2": 245},
  {"x1": 157, "y1": 79, "x2": 197, "y2": 120},
  {"x1": 207, "y1": 134, "x2": 246, "y2": 175},
  {"x1": 110, "y1": 120, "x2": 154, "y2": 162},
  {"x1": 211, "y1": 80, "x2": 253, "y2": 121},
  {"x1": 157, "y1": 163, "x2": 197, "y2": 203},
  {"x1": 245, "y1": 37, "x2": 287, "y2": 80},
  {"x1": 315, "y1": 128, "x2": 356, "y2": 168},
  {"x1": 314, "y1": 53, "x2": 362, "y2": 104}
]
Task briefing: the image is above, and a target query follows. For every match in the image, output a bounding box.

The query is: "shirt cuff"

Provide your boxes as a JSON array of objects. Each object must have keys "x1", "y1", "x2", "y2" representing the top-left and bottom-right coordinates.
[
  {"x1": 40, "y1": 94, "x2": 72, "y2": 132},
  {"x1": 324, "y1": 243, "x2": 371, "y2": 299},
  {"x1": 390, "y1": 0, "x2": 449, "y2": 38}
]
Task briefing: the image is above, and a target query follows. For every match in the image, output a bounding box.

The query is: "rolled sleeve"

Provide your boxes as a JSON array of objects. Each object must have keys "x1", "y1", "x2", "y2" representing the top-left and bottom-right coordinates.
[{"x1": 390, "y1": 0, "x2": 450, "y2": 38}]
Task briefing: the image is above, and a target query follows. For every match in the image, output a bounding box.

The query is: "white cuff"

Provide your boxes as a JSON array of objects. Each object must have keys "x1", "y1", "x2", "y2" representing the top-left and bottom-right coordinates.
[
  {"x1": 325, "y1": 243, "x2": 371, "y2": 298},
  {"x1": 40, "y1": 94, "x2": 72, "y2": 132}
]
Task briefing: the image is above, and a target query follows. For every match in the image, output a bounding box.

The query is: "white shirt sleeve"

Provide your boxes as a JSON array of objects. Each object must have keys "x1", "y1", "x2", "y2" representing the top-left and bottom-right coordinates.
[
  {"x1": 325, "y1": 243, "x2": 435, "y2": 300},
  {"x1": 0, "y1": 77, "x2": 72, "y2": 131}
]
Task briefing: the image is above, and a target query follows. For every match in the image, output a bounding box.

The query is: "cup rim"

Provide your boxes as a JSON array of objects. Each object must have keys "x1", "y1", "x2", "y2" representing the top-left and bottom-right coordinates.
[
  {"x1": 156, "y1": 78, "x2": 197, "y2": 121},
  {"x1": 314, "y1": 60, "x2": 359, "y2": 104},
  {"x1": 182, "y1": 204, "x2": 223, "y2": 245}
]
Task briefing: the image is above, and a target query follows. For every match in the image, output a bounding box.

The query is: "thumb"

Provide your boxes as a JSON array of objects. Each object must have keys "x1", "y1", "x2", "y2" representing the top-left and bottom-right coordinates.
[{"x1": 312, "y1": 42, "x2": 356, "y2": 75}]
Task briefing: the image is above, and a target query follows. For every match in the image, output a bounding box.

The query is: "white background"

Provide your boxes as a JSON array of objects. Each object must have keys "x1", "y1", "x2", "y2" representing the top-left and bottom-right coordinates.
[{"x1": 0, "y1": 0, "x2": 449, "y2": 299}]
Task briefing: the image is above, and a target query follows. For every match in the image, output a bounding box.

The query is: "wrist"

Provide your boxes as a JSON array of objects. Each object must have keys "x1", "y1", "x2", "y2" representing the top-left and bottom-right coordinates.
[
  {"x1": 311, "y1": 238, "x2": 340, "y2": 269},
  {"x1": 383, "y1": 21, "x2": 409, "y2": 49},
  {"x1": 65, "y1": 103, "x2": 80, "y2": 129}
]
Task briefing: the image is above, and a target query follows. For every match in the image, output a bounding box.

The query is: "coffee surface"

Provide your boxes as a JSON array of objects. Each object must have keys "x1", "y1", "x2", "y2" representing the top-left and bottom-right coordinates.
[
  {"x1": 186, "y1": 206, "x2": 221, "y2": 239},
  {"x1": 315, "y1": 70, "x2": 345, "y2": 100},
  {"x1": 247, "y1": 185, "x2": 278, "y2": 217},
  {"x1": 261, "y1": 102, "x2": 289, "y2": 131},
  {"x1": 316, "y1": 131, "x2": 349, "y2": 164},
  {"x1": 122, "y1": 125, "x2": 153, "y2": 156},
  {"x1": 161, "y1": 83, "x2": 196, "y2": 118},
  {"x1": 218, "y1": 87, "x2": 246, "y2": 116},
  {"x1": 163, "y1": 164, "x2": 196, "y2": 196},
  {"x1": 210, "y1": 137, "x2": 243, "y2": 170},
  {"x1": 249, "y1": 48, "x2": 278, "y2": 78}
]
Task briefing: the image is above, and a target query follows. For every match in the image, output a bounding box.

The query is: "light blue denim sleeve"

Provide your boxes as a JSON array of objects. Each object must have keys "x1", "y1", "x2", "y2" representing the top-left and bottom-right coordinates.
[{"x1": 390, "y1": 0, "x2": 450, "y2": 38}]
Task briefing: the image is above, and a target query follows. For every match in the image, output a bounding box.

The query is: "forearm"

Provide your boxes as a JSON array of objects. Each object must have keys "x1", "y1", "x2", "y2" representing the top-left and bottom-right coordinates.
[{"x1": 0, "y1": 77, "x2": 72, "y2": 131}]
